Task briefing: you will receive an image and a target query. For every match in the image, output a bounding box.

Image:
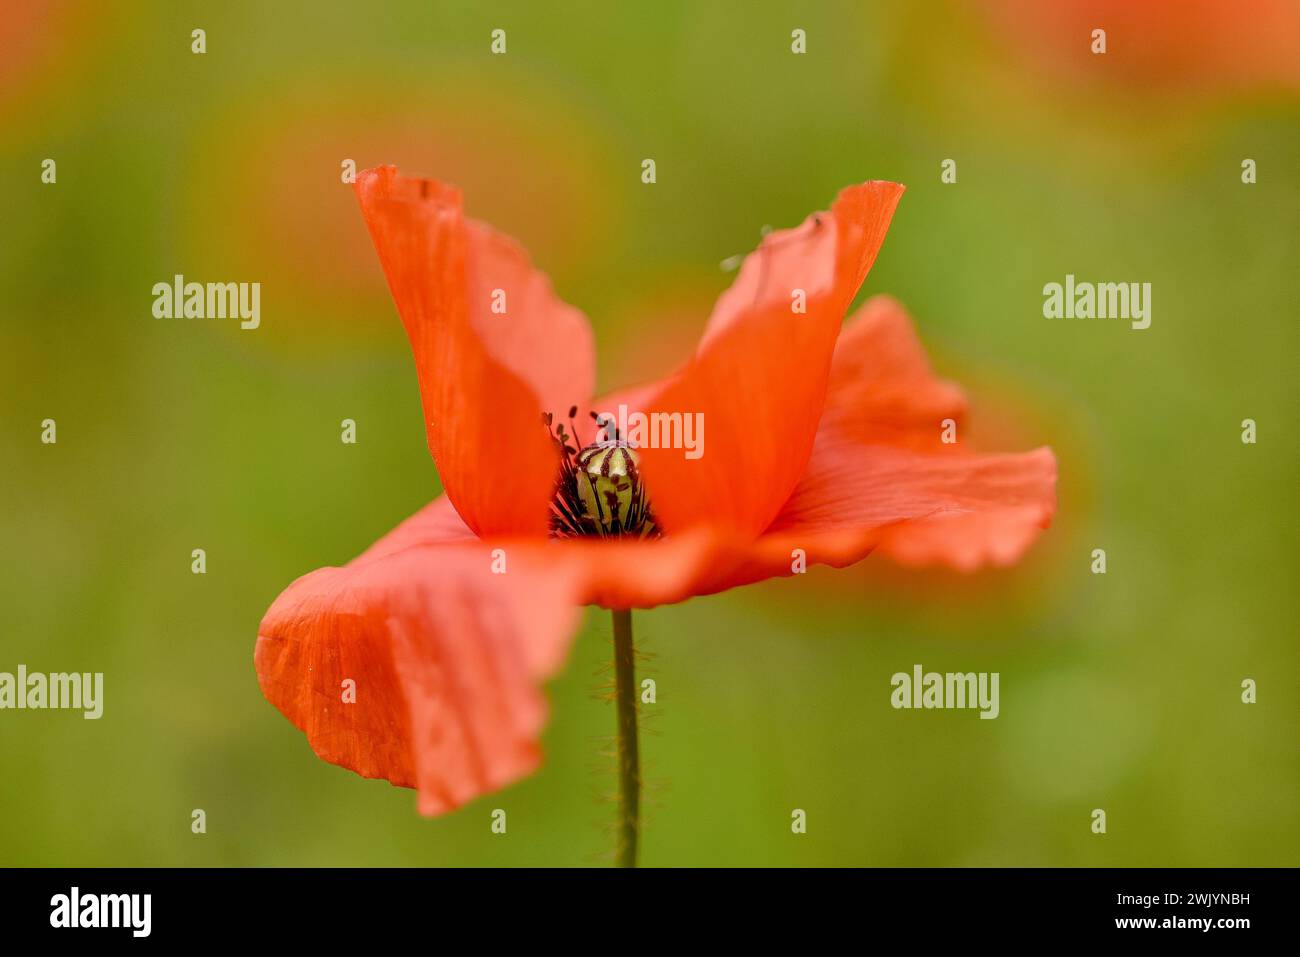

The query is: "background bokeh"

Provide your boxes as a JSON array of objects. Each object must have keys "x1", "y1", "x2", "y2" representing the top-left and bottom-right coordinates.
[{"x1": 2, "y1": 0, "x2": 1297, "y2": 866}]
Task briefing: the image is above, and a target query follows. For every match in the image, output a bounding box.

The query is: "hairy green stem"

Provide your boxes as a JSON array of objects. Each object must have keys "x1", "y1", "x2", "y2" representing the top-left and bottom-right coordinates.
[{"x1": 612, "y1": 608, "x2": 639, "y2": 867}]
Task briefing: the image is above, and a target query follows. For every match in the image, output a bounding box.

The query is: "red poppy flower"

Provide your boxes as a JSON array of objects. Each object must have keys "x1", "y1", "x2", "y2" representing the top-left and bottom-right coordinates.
[{"x1": 255, "y1": 166, "x2": 1056, "y2": 823}]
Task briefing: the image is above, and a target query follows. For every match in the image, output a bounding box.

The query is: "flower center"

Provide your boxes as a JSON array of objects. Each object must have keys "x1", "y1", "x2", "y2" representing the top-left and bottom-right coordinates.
[{"x1": 546, "y1": 407, "x2": 660, "y2": 539}]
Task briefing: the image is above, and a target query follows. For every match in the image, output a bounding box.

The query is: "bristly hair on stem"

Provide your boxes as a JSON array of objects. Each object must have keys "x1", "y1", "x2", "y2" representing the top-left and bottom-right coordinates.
[{"x1": 611, "y1": 608, "x2": 639, "y2": 867}]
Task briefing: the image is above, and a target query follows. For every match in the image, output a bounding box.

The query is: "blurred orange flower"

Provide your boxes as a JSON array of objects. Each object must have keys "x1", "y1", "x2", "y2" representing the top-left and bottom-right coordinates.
[{"x1": 983, "y1": 0, "x2": 1300, "y2": 93}]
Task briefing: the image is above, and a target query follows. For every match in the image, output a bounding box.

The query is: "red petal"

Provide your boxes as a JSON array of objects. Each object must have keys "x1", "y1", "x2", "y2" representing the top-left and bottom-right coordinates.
[
  {"x1": 631, "y1": 182, "x2": 905, "y2": 536},
  {"x1": 820, "y1": 295, "x2": 968, "y2": 449},
  {"x1": 256, "y1": 505, "x2": 581, "y2": 816},
  {"x1": 353, "y1": 498, "x2": 735, "y2": 611},
  {"x1": 461, "y1": 219, "x2": 595, "y2": 416},
  {"x1": 763, "y1": 437, "x2": 1057, "y2": 572},
  {"x1": 556, "y1": 530, "x2": 733, "y2": 610},
  {"x1": 354, "y1": 166, "x2": 594, "y2": 537},
  {"x1": 752, "y1": 296, "x2": 1057, "y2": 572}
]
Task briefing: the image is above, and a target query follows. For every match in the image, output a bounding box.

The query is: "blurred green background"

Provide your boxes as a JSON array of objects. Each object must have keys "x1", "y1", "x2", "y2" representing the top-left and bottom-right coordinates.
[{"x1": 2, "y1": 0, "x2": 1297, "y2": 866}]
